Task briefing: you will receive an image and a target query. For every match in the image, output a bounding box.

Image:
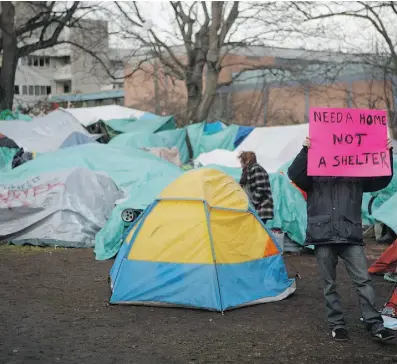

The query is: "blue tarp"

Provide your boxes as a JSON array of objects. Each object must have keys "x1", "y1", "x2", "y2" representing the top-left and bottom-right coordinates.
[
  {"x1": 203, "y1": 121, "x2": 225, "y2": 135},
  {"x1": 234, "y1": 126, "x2": 254, "y2": 148}
]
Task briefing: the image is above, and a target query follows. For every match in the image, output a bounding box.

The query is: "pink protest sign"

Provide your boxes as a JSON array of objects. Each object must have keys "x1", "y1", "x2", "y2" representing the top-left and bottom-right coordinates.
[{"x1": 308, "y1": 107, "x2": 390, "y2": 177}]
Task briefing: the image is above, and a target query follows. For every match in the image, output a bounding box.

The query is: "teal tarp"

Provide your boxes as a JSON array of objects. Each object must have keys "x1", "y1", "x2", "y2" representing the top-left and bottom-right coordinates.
[
  {"x1": 109, "y1": 128, "x2": 189, "y2": 164},
  {"x1": 0, "y1": 147, "x2": 17, "y2": 172},
  {"x1": 367, "y1": 156, "x2": 397, "y2": 231},
  {"x1": 0, "y1": 110, "x2": 32, "y2": 121},
  {"x1": 373, "y1": 193, "x2": 397, "y2": 234},
  {"x1": 0, "y1": 144, "x2": 180, "y2": 189},
  {"x1": 104, "y1": 115, "x2": 176, "y2": 134},
  {"x1": 361, "y1": 194, "x2": 373, "y2": 226},
  {"x1": 187, "y1": 122, "x2": 239, "y2": 158}
]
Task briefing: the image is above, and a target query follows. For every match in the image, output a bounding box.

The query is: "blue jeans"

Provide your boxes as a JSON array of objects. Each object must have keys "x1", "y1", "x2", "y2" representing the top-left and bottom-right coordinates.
[{"x1": 315, "y1": 244, "x2": 384, "y2": 334}]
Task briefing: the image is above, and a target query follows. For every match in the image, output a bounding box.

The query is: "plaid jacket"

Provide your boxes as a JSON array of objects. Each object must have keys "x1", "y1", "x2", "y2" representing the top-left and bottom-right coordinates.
[{"x1": 245, "y1": 163, "x2": 274, "y2": 220}]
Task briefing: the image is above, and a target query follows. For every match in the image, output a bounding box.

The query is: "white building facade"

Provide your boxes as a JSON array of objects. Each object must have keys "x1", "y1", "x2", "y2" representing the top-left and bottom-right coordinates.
[{"x1": 13, "y1": 17, "x2": 128, "y2": 109}]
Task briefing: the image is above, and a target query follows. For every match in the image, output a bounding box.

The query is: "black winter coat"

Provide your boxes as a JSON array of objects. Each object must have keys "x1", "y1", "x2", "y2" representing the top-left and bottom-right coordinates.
[{"x1": 288, "y1": 147, "x2": 394, "y2": 246}]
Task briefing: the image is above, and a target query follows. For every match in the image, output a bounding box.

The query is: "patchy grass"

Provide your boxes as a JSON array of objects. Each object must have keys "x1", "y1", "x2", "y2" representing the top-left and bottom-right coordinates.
[{"x1": 0, "y1": 244, "x2": 67, "y2": 255}]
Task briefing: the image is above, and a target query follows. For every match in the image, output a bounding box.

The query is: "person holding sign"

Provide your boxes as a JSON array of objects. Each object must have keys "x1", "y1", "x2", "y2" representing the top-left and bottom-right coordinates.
[
  {"x1": 238, "y1": 151, "x2": 273, "y2": 225},
  {"x1": 287, "y1": 107, "x2": 395, "y2": 343}
]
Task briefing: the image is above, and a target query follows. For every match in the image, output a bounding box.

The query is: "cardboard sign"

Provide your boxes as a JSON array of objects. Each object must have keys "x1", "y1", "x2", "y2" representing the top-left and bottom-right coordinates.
[{"x1": 308, "y1": 107, "x2": 390, "y2": 177}]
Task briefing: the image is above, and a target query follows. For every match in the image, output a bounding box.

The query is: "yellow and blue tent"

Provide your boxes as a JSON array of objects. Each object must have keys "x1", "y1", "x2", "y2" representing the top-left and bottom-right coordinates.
[{"x1": 109, "y1": 168, "x2": 296, "y2": 311}]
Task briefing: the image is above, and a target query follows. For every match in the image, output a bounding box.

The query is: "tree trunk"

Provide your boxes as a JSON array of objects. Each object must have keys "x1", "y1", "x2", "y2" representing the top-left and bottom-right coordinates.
[
  {"x1": 0, "y1": 2, "x2": 17, "y2": 110},
  {"x1": 185, "y1": 50, "x2": 207, "y2": 123},
  {"x1": 185, "y1": 77, "x2": 203, "y2": 123},
  {"x1": 195, "y1": 64, "x2": 219, "y2": 122},
  {"x1": 191, "y1": 1, "x2": 223, "y2": 123}
]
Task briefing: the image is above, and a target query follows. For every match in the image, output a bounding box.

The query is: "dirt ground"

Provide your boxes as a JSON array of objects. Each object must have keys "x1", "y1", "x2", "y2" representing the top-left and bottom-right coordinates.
[{"x1": 1, "y1": 241, "x2": 396, "y2": 364}]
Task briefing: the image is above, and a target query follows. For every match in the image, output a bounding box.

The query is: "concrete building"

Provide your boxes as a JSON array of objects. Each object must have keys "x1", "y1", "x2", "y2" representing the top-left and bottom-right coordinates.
[
  {"x1": 123, "y1": 46, "x2": 396, "y2": 130},
  {"x1": 13, "y1": 6, "x2": 130, "y2": 109}
]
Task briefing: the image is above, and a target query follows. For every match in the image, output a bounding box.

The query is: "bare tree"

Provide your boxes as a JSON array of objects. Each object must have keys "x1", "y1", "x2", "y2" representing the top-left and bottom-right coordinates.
[
  {"x1": 0, "y1": 1, "x2": 109, "y2": 110},
  {"x1": 114, "y1": 1, "x2": 319, "y2": 124},
  {"x1": 294, "y1": 1, "x2": 397, "y2": 136}
]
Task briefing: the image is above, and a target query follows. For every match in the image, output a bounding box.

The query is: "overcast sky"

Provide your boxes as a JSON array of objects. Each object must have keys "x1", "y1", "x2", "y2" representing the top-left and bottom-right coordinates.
[{"x1": 101, "y1": 1, "x2": 396, "y2": 56}]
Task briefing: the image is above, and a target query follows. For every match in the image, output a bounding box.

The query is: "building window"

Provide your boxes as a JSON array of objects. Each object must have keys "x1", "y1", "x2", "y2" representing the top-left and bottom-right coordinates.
[
  {"x1": 45, "y1": 57, "x2": 50, "y2": 67},
  {"x1": 28, "y1": 56, "x2": 33, "y2": 66},
  {"x1": 22, "y1": 86, "x2": 27, "y2": 95},
  {"x1": 34, "y1": 85, "x2": 40, "y2": 95},
  {"x1": 40, "y1": 86, "x2": 46, "y2": 95},
  {"x1": 39, "y1": 57, "x2": 44, "y2": 67},
  {"x1": 33, "y1": 56, "x2": 38, "y2": 67},
  {"x1": 60, "y1": 56, "x2": 71, "y2": 65},
  {"x1": 63, "y1": 84, "x2": 70, "y2": 93},
  {"x1": 14, "y1": 85, "x2": 20, "y2": 95},
  {"x1": 46, "y1": 86, "x2": 52, "y2": 95},
  {"x1": 28, "y1": 86, "x2": 34, "y2": 95}
]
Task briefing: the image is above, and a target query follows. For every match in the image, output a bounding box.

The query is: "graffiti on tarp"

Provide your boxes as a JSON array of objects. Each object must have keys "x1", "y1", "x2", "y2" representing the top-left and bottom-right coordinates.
[
  {"x1": 0, "y1": 176, "x2": 65, "y2": 208},
  {"x1": 0, "y1": 176, "x2": 41, "y2": 191}
]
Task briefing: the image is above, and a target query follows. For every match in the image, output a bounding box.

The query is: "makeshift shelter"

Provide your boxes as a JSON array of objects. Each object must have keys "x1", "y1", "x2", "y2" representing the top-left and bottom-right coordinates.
[
  {"x1": 187, "y1": 122, "x2": 239, "y2": 159},
  {"x1": 109, "y1": 129, "x2": 189, "y2": 164},
  {"x1": 0, "y1": 110, "x2": 95, "y2": 152},
  {"x1": 109, "y1": 168, "x2": 295, "y2": 311},
  {"x1": 195, "y1": 123, "x2": 308, "y2": 173},
  {"x1": 104, "y1": 115, "x2": 175, "y2": 134},
  {"x1": 64, "y1": 105, "x2": 175, "y2": 132},
  {"x1": 0, "y1": 168, "x2": 121, "y2": 247},
  {"x1": 63, "y1": 105, "x2": 144, "y2": 127}
]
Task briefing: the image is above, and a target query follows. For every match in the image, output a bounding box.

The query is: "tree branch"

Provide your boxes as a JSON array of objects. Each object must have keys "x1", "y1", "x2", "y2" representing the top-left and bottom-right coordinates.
[
  {"x1": 17, "y1": 2, "x2": 79, "y2": 57},
  {"x1": 218, "y1": 2, "x2": 239, "y2": 46}
]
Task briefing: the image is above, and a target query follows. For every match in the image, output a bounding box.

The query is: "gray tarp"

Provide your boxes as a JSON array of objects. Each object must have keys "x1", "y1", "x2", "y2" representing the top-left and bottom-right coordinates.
[
  {"x1": 0, "y1": 110, "x2": 95, "y2": 152},
  {"x1": 0, "y1": 168, "x2": 122, "y2": 247}
]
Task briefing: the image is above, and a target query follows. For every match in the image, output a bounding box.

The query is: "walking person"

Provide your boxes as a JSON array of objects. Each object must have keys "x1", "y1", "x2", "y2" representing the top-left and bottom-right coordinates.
[
  {"x1": 288, "y1": 137, "x2": 395, "y2": 342},
  {"x1": 238, "y1": 151, "x2": 273, "y2": 225}
]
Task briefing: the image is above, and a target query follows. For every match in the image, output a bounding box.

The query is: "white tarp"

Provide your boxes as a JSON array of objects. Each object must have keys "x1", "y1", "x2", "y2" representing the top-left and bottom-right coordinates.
[
  {"x1": 195, "y1": 124, "x2": 309, "y2": 173},
  {"x1": 0, "y1": 109, "x2": 94, "y2": 152},
  {"x1": 64, "y1": 105, "x2": 145, "y2": 127},
  {"x1": 0, "y1": 168, "x2": 122, "y2": 247}
]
